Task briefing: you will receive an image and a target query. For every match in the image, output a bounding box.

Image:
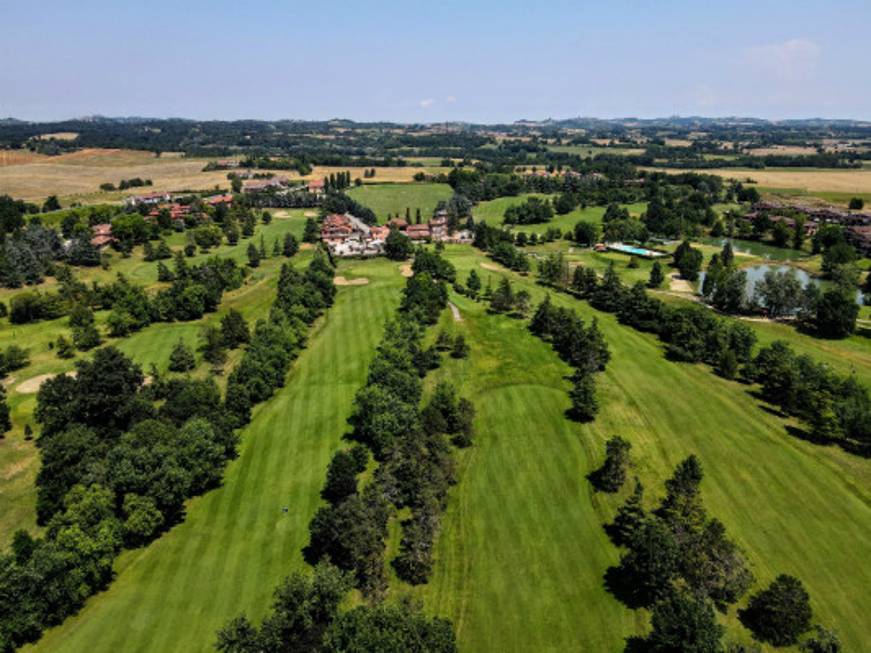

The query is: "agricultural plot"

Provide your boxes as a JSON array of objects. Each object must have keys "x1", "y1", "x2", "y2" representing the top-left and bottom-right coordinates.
[
  {"x1": 0, "y1": 149, "x2": 231, "y2": 204},
  {"x1": 655, "y1": 166, "x2": 871, "y2": 195},
  {"x1": 25, "y1": 258, "x2": 404, "y2": 653}
]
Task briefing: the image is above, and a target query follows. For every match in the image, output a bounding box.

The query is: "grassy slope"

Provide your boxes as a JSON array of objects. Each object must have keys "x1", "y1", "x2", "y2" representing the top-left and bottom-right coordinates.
[
  {"x1": 402, "y1": 247, "x2": 870, "y2": 652},
  {"x1": 26, "y1": 257, "x2": 404, "y2": 653},
  {"x1": 346, "y1": 182, "x2": 453, "y2": 223},
  {"x1": 0, "y1": 215, "x2": 308, "y2": 548}
]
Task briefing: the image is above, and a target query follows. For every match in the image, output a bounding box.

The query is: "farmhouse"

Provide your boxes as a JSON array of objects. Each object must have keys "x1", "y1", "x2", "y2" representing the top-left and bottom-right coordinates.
[
  {"x1": 90, "y1": 223, "x2": 115, "y2": 248},
  {"x1": 307, "y1": 179, "x2": 325, "y2": 195},
  {"x1": 243, "y1": 177, "x2": 289, "y2": 193},
  {"x1": 430, "y1": 212, "x2": 449, "y2": 240},
  {"x1": 204, "y1": 193, "x2": 234, "y2": 207},
  {"x1": 406, "y1": 224, "x2": 431, "y2": 241},
  {"x1": 124, "y1": 191, "x2": 171, "y2": 208}
]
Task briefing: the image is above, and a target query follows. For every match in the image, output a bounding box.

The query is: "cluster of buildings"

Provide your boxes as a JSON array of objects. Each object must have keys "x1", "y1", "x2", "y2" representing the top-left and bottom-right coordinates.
[
  {"x1": 321, "y1": 210, "x2": 472, "y2": 258},
  {"x1": 742, "y1": 201, "x2": 871, "y2": 255}
]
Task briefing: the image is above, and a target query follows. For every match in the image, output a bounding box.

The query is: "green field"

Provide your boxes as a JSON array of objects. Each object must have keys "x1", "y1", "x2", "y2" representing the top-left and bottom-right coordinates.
[
  {"x1": 472, "y1": 194, "x2": 647, "y2": 235},
  {"x1": 347, "y1": 182, "x2": 453, "y2": 223},
  {"x1": 0, "y1": 214, "x2": 309, "y2": 549},
  {"x1": 405, "y1": 247, "x2": 871, "y2": 651},
  {"x1": 25, "y1": 257, "x2": 405, "y2": 653},
  {"x1": 9, "y1": 245, "x2": 871, "y2": 652}
]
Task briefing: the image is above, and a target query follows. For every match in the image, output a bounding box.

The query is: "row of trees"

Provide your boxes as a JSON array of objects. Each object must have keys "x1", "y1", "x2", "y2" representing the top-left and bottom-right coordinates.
[
  {"x1": 306, "y1": 251, "x2": 475, "y2": 601},
  {"x1": 0, "y1": 255, "x2": 337, "y2": 651},
  {"x1": 537, "y1": 254, "x2": 871, "y2": 451},
  {"x1": 529, "y1": 294, "x2": 610, "y2": 421},
  {"x1": 215, "y1": 562, "x2": 456, "y2": 653}
]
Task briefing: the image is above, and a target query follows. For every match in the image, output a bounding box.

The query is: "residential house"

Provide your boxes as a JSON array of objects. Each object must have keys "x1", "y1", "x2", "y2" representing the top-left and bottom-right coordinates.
[
  {"x1": 124, "y1": 191, "x2": 171, "y2": 208},
  {"x1": 90, "y1": 223, "x2": 115, "y2": 249}
]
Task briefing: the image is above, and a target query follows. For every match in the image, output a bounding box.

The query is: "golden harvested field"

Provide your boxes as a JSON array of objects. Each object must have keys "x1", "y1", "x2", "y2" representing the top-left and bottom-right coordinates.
[
  {"x1": 745, "y1": 145, "x2": 819, "y2": 156},
  {"x1": 0, "y1": 148, "x2": 451, "y2": 205},
  {"x1": 655, "y1": 166, "x2": 871, "y2": 193},
  {"x1": 0, "y1": 148, "x2": 230, "y2": 203},
  {"x1": 33, "y1": 132, "x2": 79, "y2": 141}
]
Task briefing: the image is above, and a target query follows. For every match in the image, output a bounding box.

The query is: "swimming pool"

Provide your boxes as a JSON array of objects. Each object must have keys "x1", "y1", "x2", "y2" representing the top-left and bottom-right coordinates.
[{"x1": 606, "y1": 243, "x2": 667, "y2": 258}]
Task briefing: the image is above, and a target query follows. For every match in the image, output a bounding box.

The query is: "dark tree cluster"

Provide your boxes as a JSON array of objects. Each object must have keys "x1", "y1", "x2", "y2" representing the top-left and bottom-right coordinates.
[
  {"x1": 473, "y1": 221, "x2": 530, "y2": 272},
  {"x1": 503, "y1": 197, "x2": 554, "y2": 225},
  {"x1": 215, "y1": 562, "x2": 457, "y2": 653},
  {"x1": 320, "y1": 192, "x2": 377, "y2": 225},
  {"x1": 529, "y1": 294, "x2": 610, "y2": 421},
  {"x1": 606, "y1": 457, "x2": 754, "y2": 651},
  {"x1": 746, "y1": 341, "x2": 871, "y2": 451},
  {"x1": 0, "y1": 346, "x2": 236, "y2": 650}
]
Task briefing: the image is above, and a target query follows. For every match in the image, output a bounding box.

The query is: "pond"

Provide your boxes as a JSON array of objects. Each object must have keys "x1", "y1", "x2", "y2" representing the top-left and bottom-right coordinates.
[{"x1": 699, "y1": 264, "x2": 865, "y2": 304}]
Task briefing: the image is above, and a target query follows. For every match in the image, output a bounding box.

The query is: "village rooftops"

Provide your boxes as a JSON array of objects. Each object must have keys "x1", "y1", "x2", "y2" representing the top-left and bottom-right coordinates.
[
  {"x1": 406, "y1": 224, "x2": 431, "y2": 240},
  {"x1": 205, "y1": 194, "x2": 234, "y2": 206}
]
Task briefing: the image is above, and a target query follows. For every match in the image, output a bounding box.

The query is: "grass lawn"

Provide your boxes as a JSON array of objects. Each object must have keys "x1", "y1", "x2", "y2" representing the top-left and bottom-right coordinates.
[
  {"x1": 0, "y1": 215, "x2": 309, "y2": 548},
  {"x1": 398, "y1": 246, "x2": 871, "y2": 652},
  {"x1": 346, "y1": 182, "x2": 453, "y2": 223},
  {"x1": 25, "y1": 257, "x2": 405, "y2": 653},
  {"x1": 12, "y1": 245, "x2": 871, "y2": 652},
  {"x1": 472, "y1": 194, "x2": 646, "y2": 236}
]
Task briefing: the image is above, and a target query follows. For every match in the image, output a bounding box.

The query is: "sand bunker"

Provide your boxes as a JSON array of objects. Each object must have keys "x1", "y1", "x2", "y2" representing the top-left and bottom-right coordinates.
[
  {"x1": 334, "y1": 276, "x2": 370, "y2": 286},
  {"x1": 17, "y1": 371, "x2": 76, "y2": 394},
  {"x1": 668, "y1": 273, "x2": 694, "y2": 294},
  {"x1": 480, "y1": 262, "x2": 503, "y2": 272},
  {"x1": 399, "y1": 264, "x2": 413, "y2": 277}
]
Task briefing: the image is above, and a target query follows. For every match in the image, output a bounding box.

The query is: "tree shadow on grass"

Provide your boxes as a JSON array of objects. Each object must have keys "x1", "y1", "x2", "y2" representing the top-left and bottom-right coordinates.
[
  {"x1": 603, "y1": 564, "x2": 652, "y2": 610},
  {"x1": 622, "y1": 636, "x2": 651, "y2": 653}
]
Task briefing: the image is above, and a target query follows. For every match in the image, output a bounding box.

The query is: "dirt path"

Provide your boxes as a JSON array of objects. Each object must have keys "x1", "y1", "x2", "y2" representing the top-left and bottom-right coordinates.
[
  {"x1": 333, "y1": 276, "x2": 369, "y2": 286},
  {"x1": 448, "y1": 302, "x2": 462, "y2": 322}
]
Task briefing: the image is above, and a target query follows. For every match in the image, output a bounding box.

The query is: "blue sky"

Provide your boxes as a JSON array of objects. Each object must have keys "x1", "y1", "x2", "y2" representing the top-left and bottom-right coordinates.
[{"x1": 1, "y1": 0, "x2": 870, "y2": 122}]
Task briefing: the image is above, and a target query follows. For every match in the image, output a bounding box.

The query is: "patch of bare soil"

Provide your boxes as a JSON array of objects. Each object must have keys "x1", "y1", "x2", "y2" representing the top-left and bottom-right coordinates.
[{"x1": 333, "y1": 276, "x2": 370, "y2": 286}]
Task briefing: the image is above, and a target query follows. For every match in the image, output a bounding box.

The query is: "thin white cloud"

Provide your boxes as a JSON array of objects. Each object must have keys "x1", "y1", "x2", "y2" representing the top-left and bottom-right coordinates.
[
  {"x1": 445, "y1": 95, "x2": 456, "y2": 103},
  {"x1": 419, "y1": 98, "x2": 435, "y2": 108},
  {"x1": 744, "y1": 38, "x2": 821, "y2": 82}
]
